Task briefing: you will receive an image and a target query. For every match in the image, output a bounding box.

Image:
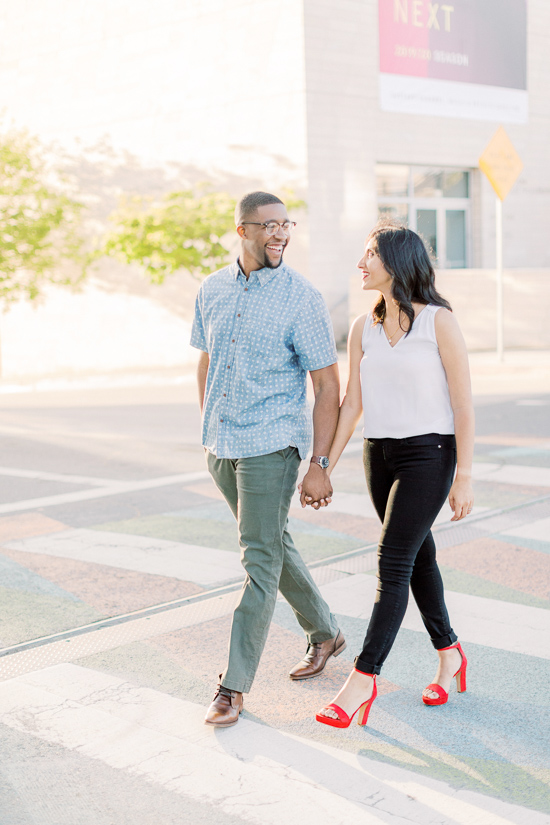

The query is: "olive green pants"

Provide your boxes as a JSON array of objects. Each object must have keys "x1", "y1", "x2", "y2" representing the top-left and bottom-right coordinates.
[{"x1": 207, "y1": 447, "x2": 337, "y2": 693}]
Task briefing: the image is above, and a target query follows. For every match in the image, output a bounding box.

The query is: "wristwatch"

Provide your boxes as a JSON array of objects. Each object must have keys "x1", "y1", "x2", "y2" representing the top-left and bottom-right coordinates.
[{"x1": 310, "y1": 455, "x2": 330, "y2": 470}]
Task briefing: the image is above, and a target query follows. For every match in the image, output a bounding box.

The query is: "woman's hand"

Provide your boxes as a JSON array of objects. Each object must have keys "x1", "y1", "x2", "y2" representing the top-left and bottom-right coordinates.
[
  {"x1": 297, "y1": 477, "x2": 332, "y2": 509},
  {"x1": 449, "y1": 475, "x2": 474, "y2": 521},
  {"x1": 299, "y1": 465, "x2": 333, "y2": 509}
]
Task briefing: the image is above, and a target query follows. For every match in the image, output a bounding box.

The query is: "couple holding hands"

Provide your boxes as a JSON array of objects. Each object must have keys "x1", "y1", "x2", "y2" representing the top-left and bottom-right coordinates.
[{"x1": 191, "y1": 191, "x2": 474, "y2": 729}]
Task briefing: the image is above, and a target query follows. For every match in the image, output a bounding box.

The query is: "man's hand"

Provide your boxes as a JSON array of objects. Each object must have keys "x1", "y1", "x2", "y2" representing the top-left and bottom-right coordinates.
[{"x1": 299, "y1": 465, "x2": 333, "y2": 509}]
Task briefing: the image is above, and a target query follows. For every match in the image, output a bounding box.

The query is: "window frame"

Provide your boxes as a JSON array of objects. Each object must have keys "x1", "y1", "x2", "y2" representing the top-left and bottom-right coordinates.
[{"x1": 376, "y1": 164, "x2": 472, "y2": 269}]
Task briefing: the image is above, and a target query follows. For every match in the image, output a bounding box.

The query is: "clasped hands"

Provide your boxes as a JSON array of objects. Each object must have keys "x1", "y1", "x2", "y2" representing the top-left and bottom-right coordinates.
[{"x1": 298, "y1": 466, "x2": 333, "y2": 510}]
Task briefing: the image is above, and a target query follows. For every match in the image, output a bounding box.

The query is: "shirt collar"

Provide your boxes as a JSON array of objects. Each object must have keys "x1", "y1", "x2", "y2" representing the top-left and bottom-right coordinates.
[{"x1": 232, "y1": 258, "x2": 283, "y2": 287}]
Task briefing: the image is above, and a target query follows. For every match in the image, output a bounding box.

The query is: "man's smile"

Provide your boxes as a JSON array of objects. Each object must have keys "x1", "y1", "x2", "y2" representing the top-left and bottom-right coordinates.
[{"x1": 266, "y1": 243, "x2": 285, "y2": 255}]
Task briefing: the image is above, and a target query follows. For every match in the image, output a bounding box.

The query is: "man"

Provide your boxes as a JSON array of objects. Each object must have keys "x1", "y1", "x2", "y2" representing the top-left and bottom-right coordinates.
[{"x1": 191, "y1": 191, "x2": 345, "y2": 727}]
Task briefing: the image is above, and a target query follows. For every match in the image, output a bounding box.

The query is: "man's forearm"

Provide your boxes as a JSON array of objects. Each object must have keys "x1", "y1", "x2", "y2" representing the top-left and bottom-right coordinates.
[
  {"x1": 310, "y1": 363, "x2": 340, "y2": 455},
  {"x1": 197, "y1": 351, "x2": 210, "y2": 413},
  {"x1": 311, "y1": 384, "x2": 340, "y2": 456}
]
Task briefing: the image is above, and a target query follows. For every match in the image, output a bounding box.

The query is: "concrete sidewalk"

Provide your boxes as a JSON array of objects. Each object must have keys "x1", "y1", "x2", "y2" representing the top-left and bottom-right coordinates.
[
  {"x1": 0, "y1": 354, "x2": 549, "y2": 824},
  {"x1": 468, "y1": 350, "x2": 550, "y2": 396}
]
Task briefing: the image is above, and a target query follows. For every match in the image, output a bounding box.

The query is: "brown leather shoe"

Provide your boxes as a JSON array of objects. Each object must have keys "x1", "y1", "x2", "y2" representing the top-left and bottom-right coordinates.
[
  {"x1": 289, "y1": 629, "x2": 347, "y2": 680},
  {"x1": 204, "y1": 679, "x2": 243, "y2": 727}
]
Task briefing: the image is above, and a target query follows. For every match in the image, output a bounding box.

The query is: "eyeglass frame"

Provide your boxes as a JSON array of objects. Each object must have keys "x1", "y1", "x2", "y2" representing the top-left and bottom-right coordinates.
[{"x1": 240, "y1": 220, "x2": 297, "y2": 235}]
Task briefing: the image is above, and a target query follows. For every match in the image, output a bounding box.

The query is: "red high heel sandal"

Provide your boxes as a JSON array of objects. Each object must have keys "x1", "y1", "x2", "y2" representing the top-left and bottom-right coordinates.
[
  {"x1": 423, "y1": 642, "x2": 467, "y2": 706},
  {"x1": 316, "y1": 671, "x2": 377, "y2": 728}
]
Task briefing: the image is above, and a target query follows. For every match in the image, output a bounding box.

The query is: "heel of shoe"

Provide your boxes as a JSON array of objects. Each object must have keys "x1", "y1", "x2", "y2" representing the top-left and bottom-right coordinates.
[
  {"x1": 456, "y1": 667, "x2": 467, "y2": 693},
  {"x1": 356, "y1": 676, "x2": 377, "y2": 727},
  {"x1": 333, "y1": 641, "x2": 347, "y2": 657},
  {"x1": 356, "y1": 701, "x2": 371, "y2": 727},
  {"x1": 454, "y1": 642, "x2": 467, "y2": 693}
]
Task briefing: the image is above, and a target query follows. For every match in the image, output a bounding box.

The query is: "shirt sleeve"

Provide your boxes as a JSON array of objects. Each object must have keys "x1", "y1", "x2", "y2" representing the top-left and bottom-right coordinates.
[
  {"x1": 190, "y1": 287, "x2": 208, "y2": 352},
  {"x1": 291, "y1": 289, "x2": 338, "y2": 371}
]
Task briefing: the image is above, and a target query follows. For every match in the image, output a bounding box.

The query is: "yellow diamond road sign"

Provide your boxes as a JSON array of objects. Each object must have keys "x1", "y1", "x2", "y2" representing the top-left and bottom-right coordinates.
[{"x1": 479, "y1": 126, "x2": 523, "y2": 201}]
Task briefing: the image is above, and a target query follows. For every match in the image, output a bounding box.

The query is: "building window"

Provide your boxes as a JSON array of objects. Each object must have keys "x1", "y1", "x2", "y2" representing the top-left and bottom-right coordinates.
[{"x1": 376, "y1": 165, "x2": 471, "y2": 268}]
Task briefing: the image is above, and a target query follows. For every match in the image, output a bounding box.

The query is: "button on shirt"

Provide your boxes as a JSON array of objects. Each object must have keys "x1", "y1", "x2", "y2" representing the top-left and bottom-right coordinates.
[{"x1": 191, "y1": 260, "x2": 337, "y2": 459}]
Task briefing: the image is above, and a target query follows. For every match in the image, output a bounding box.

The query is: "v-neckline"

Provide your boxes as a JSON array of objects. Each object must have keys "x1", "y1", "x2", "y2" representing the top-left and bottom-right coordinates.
[{"x1": 382, "y1": 305, "x2": 429, "y2": 349}]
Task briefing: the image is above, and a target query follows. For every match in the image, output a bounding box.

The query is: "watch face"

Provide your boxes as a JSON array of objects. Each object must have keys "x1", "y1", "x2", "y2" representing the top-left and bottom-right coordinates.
[{"x1": 319, "y1": 456, "x2": 329, "y2": 469}]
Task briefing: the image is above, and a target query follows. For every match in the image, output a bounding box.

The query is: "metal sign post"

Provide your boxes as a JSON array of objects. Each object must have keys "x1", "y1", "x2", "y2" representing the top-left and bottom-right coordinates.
[
  {"x1": 495, "y1": 197, "x2": 503, "y2": 361},
  {"x1": 479, "y1": 126, "x2": 523, "y2": 362}
]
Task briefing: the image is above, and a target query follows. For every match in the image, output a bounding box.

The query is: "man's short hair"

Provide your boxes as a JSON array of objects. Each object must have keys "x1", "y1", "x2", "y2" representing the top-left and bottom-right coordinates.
[{"x1": 235, "y1": 192, "x2": 284, "y2": 225}]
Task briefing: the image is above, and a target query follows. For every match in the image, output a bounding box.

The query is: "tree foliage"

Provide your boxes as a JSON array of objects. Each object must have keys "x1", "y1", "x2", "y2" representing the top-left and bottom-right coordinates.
[
  {"x1": 104, "y1": 189, "x2": 237, "y2": 282},
  {"x1": 0, "y1": 128, "x2": 88, "y2": 302}
]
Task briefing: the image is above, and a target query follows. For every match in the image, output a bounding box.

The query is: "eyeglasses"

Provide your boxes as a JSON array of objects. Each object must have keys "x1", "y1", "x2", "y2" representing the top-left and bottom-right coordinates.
[{"x1": 241, "y1": 221, "x2": 297, "y2": 235}]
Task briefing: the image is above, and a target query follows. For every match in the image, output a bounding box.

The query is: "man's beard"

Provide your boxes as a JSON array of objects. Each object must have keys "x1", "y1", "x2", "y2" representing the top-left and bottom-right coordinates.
[{"x1": 263, "y1": 246, "x2": 284, "y2": 269}]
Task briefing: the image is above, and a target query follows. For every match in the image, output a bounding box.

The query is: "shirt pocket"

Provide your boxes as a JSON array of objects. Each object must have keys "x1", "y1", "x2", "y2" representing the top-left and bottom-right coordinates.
[{"x1": 242, "y1": 323, "x2": 290, "y2": 377}]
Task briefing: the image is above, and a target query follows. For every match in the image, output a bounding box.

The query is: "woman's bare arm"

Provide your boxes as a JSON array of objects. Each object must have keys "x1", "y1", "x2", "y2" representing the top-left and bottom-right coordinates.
[
  {"x1": 327, "y1": 314, "x2": 367, "y2": 476},
  {"x1": 435, "y1": 308, "x2": 475, "y2": 521}
]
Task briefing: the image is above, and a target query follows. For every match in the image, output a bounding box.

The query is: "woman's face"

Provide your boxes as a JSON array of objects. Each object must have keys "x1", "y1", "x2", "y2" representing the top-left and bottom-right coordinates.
[{"x1": 358, "y1": 238, "x2": 392, "y2": 293}]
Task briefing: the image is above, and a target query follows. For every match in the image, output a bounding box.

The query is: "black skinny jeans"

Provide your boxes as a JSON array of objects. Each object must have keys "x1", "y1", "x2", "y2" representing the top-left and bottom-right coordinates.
[{"x1": 355, "y1": 433, "x2": 458, "y2": 676}]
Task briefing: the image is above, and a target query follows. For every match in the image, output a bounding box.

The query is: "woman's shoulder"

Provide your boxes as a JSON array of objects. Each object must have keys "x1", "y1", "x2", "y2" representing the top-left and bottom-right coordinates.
[
  {"x1": 415, "y1": 304, "x2": 454, "y2": 343},
  {"x1": 419, "y1": 303, "x2": 448, "y2": 315},
  {"x1": 432, "y1": 305, "x2": 462, "y2": 347},
  {"x1": 350, "y1": 312, "x2": 374, "y2": 334},
  {"x1": 431, "y1": 305, "x2": 455, "y2": 325},
  {"x1": 420, "y1": 304, "x2": 454, "y2": 328},
  {"x1": 422, "y1": 303, "x2": 452, "y2": 315},
  {"x1": 349, "y1": 312, "x2": 374, "y2": 347},
  {"x1": 351, "y1": 311, "x2": 372, "y2": 329}
]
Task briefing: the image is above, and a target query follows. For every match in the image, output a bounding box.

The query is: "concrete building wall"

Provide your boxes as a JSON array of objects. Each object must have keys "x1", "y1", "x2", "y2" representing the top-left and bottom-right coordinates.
[
  {"x1": 303, "y1": 0, "x2": 377, "y2": 337},
  {"x1": 303, "y1": 0, "x2": 550, "y2": 340}
]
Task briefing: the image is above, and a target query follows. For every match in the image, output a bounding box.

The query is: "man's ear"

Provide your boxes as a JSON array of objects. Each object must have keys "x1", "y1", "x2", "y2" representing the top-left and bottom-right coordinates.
[{"x1": 236, "y1": 225, "x2": 246, "y2": 239}]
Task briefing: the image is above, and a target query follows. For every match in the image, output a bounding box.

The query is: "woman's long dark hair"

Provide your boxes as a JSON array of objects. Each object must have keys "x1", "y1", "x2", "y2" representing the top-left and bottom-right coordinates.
[{"x1": 368, "y1": 219, "x2": 451, "y2": 334}]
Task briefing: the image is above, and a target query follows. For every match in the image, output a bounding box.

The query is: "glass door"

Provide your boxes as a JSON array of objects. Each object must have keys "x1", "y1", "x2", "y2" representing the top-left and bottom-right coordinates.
[
  {"x1": 416, "y1": 209, "x2": 437, "y2": 259},
  {"x1": 445, "y1": 209, "x2": 467, "y2": 268},
  {"x1": 413, "y1": 205, "x2": 469, "y2": 268}
]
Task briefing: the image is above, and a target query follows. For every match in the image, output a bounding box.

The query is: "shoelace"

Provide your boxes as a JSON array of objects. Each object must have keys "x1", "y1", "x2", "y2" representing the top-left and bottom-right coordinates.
[{"x1": 215, "y1": 684, "x2": 234, "y2": 700}]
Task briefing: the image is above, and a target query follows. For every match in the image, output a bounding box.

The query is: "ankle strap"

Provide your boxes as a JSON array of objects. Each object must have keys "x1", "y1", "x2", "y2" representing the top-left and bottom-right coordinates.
[{"x1": 354, "y1": 668, "x2": 376, "y2": 678}]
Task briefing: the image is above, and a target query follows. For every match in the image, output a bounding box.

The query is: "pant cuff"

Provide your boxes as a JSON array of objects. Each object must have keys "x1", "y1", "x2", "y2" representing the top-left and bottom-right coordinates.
[
  {"x1": 354, "y1": 655, "x2": 381, "y2": 675},
  {"x1": 309, "y1": 627, "x2": 339, "y2": 644},
  {"x1": 220, "y1": 671, "x2": 252, "y2": 694},
  {"x1": 431, "y1": 631, "x2": 458, "y2": 651}
]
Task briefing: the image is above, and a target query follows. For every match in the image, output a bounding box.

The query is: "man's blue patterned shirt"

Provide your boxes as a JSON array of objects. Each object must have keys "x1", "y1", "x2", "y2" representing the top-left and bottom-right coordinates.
[{"x1": 191, "y1": 260, "x2": 337, "y2": 459}]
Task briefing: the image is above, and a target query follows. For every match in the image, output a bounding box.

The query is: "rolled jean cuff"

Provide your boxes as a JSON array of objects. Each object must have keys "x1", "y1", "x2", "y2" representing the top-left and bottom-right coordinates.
[
  {"x1": 354, "y1": 655, "x2": 381, "y2": 676},
  {"x1": 431, "y1": 631, "x2": 458, "y2": 651}
]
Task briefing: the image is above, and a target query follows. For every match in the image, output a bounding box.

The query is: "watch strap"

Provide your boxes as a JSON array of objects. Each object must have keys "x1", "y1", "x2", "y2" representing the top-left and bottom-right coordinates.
[{"x1": 310, "y1": 455, "x2": 329, "y2": 469}]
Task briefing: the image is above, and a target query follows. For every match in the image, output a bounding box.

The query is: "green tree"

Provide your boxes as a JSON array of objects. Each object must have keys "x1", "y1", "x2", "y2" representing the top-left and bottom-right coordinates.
[
  {"x1": 0, "y1": 128, "x2": 88, "y2": 302},
  {"x1": 103, "y1": 188, "x2": 306, "y2": 282},
  {"x1": 104, "y1": 189, "x2": 237, "y2": 283}
]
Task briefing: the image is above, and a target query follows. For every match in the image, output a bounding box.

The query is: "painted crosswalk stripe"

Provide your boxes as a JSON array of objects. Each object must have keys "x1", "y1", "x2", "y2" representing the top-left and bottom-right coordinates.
[{"x1": 0, "y1": 664, "x2": 540, "y2": 825}]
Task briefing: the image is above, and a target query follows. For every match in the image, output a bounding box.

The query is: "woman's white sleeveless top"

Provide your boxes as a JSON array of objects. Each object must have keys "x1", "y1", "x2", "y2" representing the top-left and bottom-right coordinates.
[{"x1": 360, "y1": 304, "x2": 455, "y2": 438}]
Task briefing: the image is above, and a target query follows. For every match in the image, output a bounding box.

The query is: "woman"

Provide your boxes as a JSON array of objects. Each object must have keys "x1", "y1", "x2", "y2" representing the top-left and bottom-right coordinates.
[{"x1": 315, "y1": 221, "x2": 474, "y2": 729}]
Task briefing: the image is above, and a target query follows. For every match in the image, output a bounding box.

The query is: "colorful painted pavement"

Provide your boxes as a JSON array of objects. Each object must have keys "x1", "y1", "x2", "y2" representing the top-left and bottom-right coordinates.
[{"x1": 0, "y1": 382, "x2": 549, "y2": 825}]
